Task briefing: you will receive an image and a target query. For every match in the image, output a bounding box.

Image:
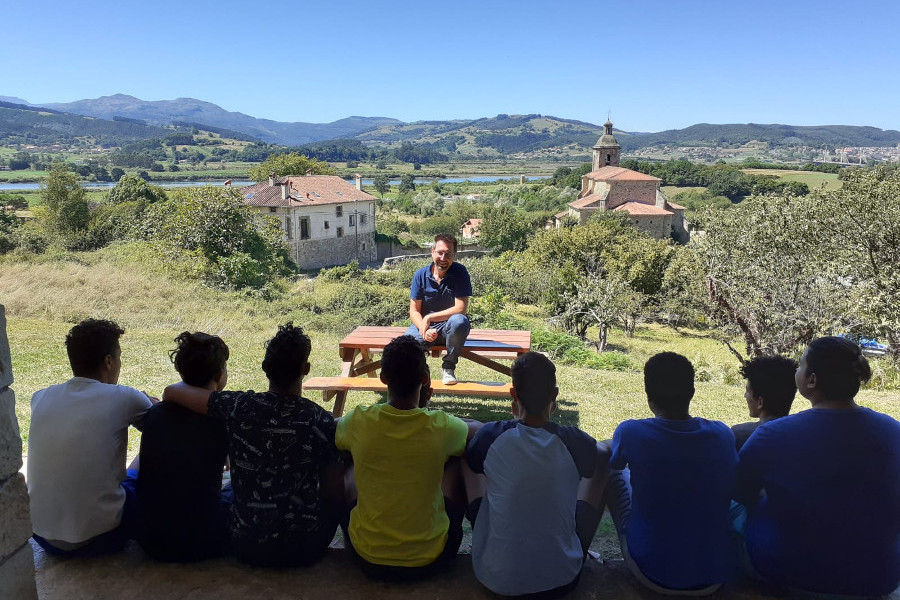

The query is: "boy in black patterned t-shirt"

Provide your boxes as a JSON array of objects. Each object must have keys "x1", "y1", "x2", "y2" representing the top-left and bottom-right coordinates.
[{"x1": 162, "y1": 323, "x2": 344, "y2": 567}]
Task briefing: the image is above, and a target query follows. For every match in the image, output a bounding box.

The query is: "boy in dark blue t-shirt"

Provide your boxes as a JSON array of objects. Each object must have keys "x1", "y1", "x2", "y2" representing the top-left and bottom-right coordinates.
[
  {"x1": 137, "y1": 332, "x2": 232, "y2": 562},
  {"x1": 464, "y1": 352, "x2": 609, "y2": 597},
  {"x1": 607, "y1": 352, "x2": 737, "y2": 594}
]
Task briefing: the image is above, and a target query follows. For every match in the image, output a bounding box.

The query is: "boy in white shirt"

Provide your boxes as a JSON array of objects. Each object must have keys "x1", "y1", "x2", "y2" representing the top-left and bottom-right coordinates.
[{"x1": 28, "y1": 318, "x2": 154, "y2": 556}]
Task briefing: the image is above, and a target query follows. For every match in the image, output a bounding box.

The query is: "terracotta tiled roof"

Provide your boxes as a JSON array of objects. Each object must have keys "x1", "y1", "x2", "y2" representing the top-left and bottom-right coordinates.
[
  {"x1": 667, "y1": 201, "x2": 685, "y2": 210},
  {"x1": 242, "y1": 176, "x2": 377, "y2": 208},
  {"x1": 569, "y1": 192, "x2": 608, "y2": 209},
  {"x1": 554, "y1": 210, "x2": 569, "y2": 219},
  {"x1": 584, "y1": 166, "x2": 660, "y2": 182},
  {"x1": 613, "y1": 201, "x2": 673, "y2": 216}
]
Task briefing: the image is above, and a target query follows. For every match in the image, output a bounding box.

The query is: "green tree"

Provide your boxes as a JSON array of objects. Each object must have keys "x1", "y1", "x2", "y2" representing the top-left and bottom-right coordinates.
[
  {"x1": 373, "y1": 173, "x2": 390, "y2": 198},
  {"x1": 399, "y1": 174, "x2": 416, "y2": 194},
  {"x1": 41, "y1": 162, "x2": 89, "y2": 234},
  {"x1": 248, "y1": 152, "x2": 335, "y2": 181},
  {"x1": 811, "y1": 167, "x2": 900, "y2": 354},
  {"x1": 110, "y1": 167, "x2": 126, "y2": 181},
  {"x1": 141, "y1": 186, "x2": 293, "y2": 290},
  {"x1": 478, "y1": 205, "x2": 532, "y2": 253},
  {"x1": 554, "y1": 273, "x2": 642, "y2": 349},
  {"x1": 107, "y1": 174, "x2": 168, "y2": 207}
]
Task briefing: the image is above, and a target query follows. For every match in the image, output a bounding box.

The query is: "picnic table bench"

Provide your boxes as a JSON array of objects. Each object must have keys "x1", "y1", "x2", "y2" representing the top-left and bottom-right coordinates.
[{"x1": 305, "y1": 325, "x2": 531, "y2": 417}]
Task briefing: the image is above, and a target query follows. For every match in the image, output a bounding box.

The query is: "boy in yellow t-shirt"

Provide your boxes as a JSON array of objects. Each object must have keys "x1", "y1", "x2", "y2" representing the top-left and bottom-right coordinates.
[{"x1": 336, "y1": 335, "x2": 479, "y2": 580}]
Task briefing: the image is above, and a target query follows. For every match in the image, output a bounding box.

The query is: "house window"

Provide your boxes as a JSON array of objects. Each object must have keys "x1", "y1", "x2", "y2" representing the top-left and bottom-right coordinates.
[
  {"x1": 336, "y1": 206, "x2": 343, "y2": 217},
  {"x1": 360, "y1": 213, "x2": 367, "y2": 226},
  {"x1": 349, "y1": 214, "x2": 356, "y2": 227},
  {"x1": 336, "y1": 227, "x2": 344, "y2": 238},
  {"x1": 362, "y1": 242, "x2": 366, "y2": 251},
  {"x1": 269, "y1": 207, "x2": 277, "y2": 213},
  {"x1": 606, "y1": 154, "x2": 611, "y2": 163},
  {"x1": 285, "y1": 217, "x2": 292, "y2": 239},
  {"x1": 300, "y1": 217, "x2": 310, "y2": 240},
  {"x1": 324, "y1": 221, "x2": 330, "y2": 229}
]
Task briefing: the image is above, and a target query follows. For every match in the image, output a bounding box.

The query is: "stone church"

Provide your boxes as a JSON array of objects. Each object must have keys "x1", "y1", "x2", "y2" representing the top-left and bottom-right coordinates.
[{"x1": 555, "y1": 120, "x2": 689, "y2": 243}]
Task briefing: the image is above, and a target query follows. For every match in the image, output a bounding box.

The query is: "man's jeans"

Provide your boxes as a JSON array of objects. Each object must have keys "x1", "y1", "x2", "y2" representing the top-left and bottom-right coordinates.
[{"x1": 404, "y1": 314, "x2": 471, "y2": 370}]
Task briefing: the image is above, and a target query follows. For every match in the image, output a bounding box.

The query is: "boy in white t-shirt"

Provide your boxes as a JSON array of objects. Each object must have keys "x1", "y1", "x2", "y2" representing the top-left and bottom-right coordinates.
[{"x1": 27, "y1": 319, "x2": 154, "y2": 556}]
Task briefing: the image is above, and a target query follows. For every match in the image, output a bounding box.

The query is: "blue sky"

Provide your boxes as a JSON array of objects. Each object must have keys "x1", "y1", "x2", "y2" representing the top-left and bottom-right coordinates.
[{"x1": 3, "y1": 0, "x2": 899, "y2": 131}]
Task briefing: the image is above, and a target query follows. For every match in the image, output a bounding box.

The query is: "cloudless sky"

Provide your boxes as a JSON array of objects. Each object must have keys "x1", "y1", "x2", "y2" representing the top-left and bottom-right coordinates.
[{"x1": 2, "y1": 0, "x2": 899, "y2": 131}]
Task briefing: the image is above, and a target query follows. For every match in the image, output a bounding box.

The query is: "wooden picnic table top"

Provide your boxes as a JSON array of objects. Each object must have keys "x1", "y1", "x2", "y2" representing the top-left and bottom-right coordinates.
[{"x1": 339, "y1": 325, "x2": 531, "y2": 353}]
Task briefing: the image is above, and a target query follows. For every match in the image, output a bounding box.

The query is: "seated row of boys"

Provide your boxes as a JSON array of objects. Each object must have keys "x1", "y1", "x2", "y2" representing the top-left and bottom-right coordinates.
[{"x1": 27, "y1": 319, "x2": 900, "y2": 598}]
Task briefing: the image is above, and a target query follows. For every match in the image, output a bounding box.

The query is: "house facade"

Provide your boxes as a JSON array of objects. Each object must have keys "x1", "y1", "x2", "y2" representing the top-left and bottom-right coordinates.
[
  {"x1": 240, "y1": 174, "x2": 377, "y2": 269},
  {"x1": 555, "y1": 121, "x2": 689, "y2": 243}
]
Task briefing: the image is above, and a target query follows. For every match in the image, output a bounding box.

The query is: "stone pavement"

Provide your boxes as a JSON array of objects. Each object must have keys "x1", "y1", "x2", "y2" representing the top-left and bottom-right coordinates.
[{"x1": 30, "y1": 539, "x2": 900, "y2": 600}]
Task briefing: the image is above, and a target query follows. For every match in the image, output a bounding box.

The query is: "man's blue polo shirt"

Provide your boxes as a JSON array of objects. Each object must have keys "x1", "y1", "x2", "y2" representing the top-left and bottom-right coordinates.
[{"x1": 410, "y1": 262, "x2": 472, "y2": 316}]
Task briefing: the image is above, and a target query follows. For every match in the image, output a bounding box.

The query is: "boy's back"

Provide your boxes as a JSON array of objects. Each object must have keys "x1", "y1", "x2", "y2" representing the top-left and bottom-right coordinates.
[
  {"x1": 610, "y1": 417, "x2": 736, "y2": 589},
  {"x1": 209, "y1": 390, "x2": 339, "y2": 546},
  {"x1": 336, "y1": 403, "x2": 468, "y2": 567},
  {"x1": 28, "y1": 377, "x2": 151, "y2": 544},
  {"x1": 136, "y1": 402, "x2": 229, "y2": 561},
  {"x1": 466, "y1": 420, "x2": 598, "y2": 597}
]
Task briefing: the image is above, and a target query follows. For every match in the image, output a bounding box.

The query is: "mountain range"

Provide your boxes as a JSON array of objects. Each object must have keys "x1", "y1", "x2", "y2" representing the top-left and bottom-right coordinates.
[{"x1": 3, "y1": 94, "x2": 900, "y2": 152}]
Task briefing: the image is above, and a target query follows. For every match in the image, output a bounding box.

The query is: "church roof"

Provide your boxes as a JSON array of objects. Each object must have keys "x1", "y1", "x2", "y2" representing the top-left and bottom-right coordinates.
[
  {"x1": 584, "y1": 166, "x2": 660, "y2": 182},
  {"x1": 613, "y1": 201, "x2": 673, "y2": 216},
  {"x1": 569, "y1": 192, "x2": 608, "y2": 209}
]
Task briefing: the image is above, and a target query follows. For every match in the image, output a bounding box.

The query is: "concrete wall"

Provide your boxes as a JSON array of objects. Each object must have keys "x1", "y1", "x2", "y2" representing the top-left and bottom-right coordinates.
[
  {"x1": 293, "y1": 232, "x2": 377, "y2": 270},
  {"x1": 0, "y1": 305, "x2": 38, "y2": 599}
]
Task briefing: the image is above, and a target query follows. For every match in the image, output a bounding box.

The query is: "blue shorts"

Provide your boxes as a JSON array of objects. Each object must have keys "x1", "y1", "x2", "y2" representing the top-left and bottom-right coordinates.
[{"x1": 33, "y1": 469, "x2": 139, "y2": 557}]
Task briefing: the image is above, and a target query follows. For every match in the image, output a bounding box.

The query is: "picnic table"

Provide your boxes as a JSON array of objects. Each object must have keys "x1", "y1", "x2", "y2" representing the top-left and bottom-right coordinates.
[{"x1": 305, "y1": 325, "x2": 532, "y2": 417}]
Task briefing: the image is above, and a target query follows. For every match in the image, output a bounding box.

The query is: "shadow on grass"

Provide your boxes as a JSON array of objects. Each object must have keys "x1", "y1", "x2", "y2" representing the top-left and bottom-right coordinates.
[{"x1": 429, "y1": 395, "x2": 581, "y2": 429}]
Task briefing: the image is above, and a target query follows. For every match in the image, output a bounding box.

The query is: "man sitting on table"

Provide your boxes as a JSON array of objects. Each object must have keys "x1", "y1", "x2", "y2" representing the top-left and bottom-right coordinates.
[{"x1": 406, "y1": 233, "x2": 472, "y2": 385}]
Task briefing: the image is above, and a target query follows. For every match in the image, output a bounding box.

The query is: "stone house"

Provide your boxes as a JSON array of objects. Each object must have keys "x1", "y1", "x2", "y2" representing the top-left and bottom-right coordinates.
[
  {"x1": 555, "y1": 120, "x2": 690, "y2": 243},
  {"x1": 240, "y1": 174, "x2": 377, "y2": 269},
  {"x1": 461, "y1": 218, "x2": 482, "y2": 239}
]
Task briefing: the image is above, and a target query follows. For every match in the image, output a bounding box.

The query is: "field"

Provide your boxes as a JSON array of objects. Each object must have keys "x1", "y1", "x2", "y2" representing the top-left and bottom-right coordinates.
[
  {"x1": 2, "y1": 246, "x2": 898, "y2": 461},
  {"x1": 741, "y1": 169, "x2": 843, "y2": 191}
]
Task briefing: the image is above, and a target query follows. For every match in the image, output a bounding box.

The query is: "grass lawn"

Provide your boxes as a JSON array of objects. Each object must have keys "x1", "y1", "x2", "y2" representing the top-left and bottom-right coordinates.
[
  {"x1": 3, "y1": 246, "x2": 898, "y2": 460},
  {"x1": 741, "y1": 169, "x2": 843, "y2": 191}
]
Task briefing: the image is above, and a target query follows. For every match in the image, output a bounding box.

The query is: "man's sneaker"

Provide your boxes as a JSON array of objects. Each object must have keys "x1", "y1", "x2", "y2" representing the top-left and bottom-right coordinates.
[{"x1": 441, "y1": 368, "x2": 457, "y2": 385}]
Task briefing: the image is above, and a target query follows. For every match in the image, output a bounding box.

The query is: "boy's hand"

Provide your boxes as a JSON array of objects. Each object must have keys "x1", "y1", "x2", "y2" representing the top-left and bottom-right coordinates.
[{"x1": 143, "y1": 391, "x2": 160, "y2": 404}]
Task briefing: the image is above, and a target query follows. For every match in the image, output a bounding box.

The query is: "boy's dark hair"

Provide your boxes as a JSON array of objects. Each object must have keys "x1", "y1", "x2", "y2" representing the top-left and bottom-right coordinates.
[
  {"x1": 512, "y1": 352, "x2": 557, "y2": 416},
  {"x1": 261, "y1": 322, "x2": 311, "y2": 388},
  {"x1": 740, "y1": 355, "x2": 798, "y2": 417},
  {"x1": 644, "y1": 352, "x2": 695, "y2": 413},
  {"x1": 434, "y1": 233, "x2": 458, "y2": 253},
  {"x1": 381, "y1": 335, "x2": 427, "y2": 397},
  {"x1": 805, "y1": 336, "x2": 872, "y2": 401},
  {"x1": 65, "y1": 319, "x2": 125, "y2": 376},
  {"x1": 169, "y1": 331, "x2": 229, "y2": 387}
]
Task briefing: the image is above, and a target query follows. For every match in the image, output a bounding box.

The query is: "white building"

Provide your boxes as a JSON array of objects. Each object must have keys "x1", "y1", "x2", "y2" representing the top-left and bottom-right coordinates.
[{"x1": 240, "y1": 174, "x2": 377, "y2": 269}]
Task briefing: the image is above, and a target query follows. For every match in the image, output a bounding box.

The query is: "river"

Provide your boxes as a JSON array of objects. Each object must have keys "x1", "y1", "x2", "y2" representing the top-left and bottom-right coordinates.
[{"x1": 0, "y1": 175, "x2": 549, "y2": 192}]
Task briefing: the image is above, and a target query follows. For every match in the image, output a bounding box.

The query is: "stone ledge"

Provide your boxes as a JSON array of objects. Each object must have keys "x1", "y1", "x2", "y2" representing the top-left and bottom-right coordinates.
[
  {"x1": 31, "y1": 540, "x2": 900, "y2": 600},
  {"x1": 0, "y1": 473, "x2": 33, "y2": 561},
  {"x1": 1, "y1": 543, "x2": 37, "y2": 600},
  {"x1": 0, "y1": 387, "x2": 23, "y2": 478}
]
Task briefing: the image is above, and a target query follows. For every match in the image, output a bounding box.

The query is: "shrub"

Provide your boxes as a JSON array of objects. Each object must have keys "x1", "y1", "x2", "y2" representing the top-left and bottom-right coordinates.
[{"x1": 322, "y1": 284, "x2": 409, "y2": 328}]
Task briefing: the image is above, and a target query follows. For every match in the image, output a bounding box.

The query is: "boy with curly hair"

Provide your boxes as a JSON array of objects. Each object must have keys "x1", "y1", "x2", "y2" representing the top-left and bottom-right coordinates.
[{"x1": 137, "y1": 331, "x2": 232, "y2": 561}]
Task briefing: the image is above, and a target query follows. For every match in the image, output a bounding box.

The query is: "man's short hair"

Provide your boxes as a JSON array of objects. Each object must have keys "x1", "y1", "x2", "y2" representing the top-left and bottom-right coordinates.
[
  {"x1": 512, "y1": 352, "x2": 557, "y2": 416},
  {"x1": 65, "y1": 319, "x2": 125, "y2": 376},
  {"x1": 434, "y1": 233, "x2": 458, "y2": 253},
  {"x1": 740, "y1": 355, "x2": 798, "y2": 417},
  {"x1": 644, "y1": 352, "x2": 695, "y2": 413},
  {"x1": 261, "y1": 322, "x2": 311, "y2": 388},
  {"x1": 381, "y1": 335, "x2": 427, "y2": 397},
  {"x1": 169, "y1": 331, "x2": 230, "y2": 387},
  {"x1": 806, "y1": 336, "x2": 872, "y2": 401}
]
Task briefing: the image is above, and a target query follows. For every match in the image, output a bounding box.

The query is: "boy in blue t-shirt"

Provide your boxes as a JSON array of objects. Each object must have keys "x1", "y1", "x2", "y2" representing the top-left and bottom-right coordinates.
[
  {"x1": 464, "y1": 352, "x2": 609, "y2": 597},
  {"x1": 607, "y1": 352, "x2": 737, "y2": 594}
]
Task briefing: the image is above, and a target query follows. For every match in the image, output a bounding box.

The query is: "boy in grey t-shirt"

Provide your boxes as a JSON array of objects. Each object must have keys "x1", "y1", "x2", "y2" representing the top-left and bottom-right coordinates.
[{"x1": 463, "y1": 352, "x2": 609, "y2": 597}]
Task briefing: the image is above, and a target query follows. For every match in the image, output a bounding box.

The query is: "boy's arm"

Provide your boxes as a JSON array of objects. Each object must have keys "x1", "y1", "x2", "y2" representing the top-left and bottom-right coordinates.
[
  {"x1": 162, "y1": 381, "x2": 213, "y2": 415},
  {"x1": 460, "y1": 417, "x2": 483, "y2": 442}
]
